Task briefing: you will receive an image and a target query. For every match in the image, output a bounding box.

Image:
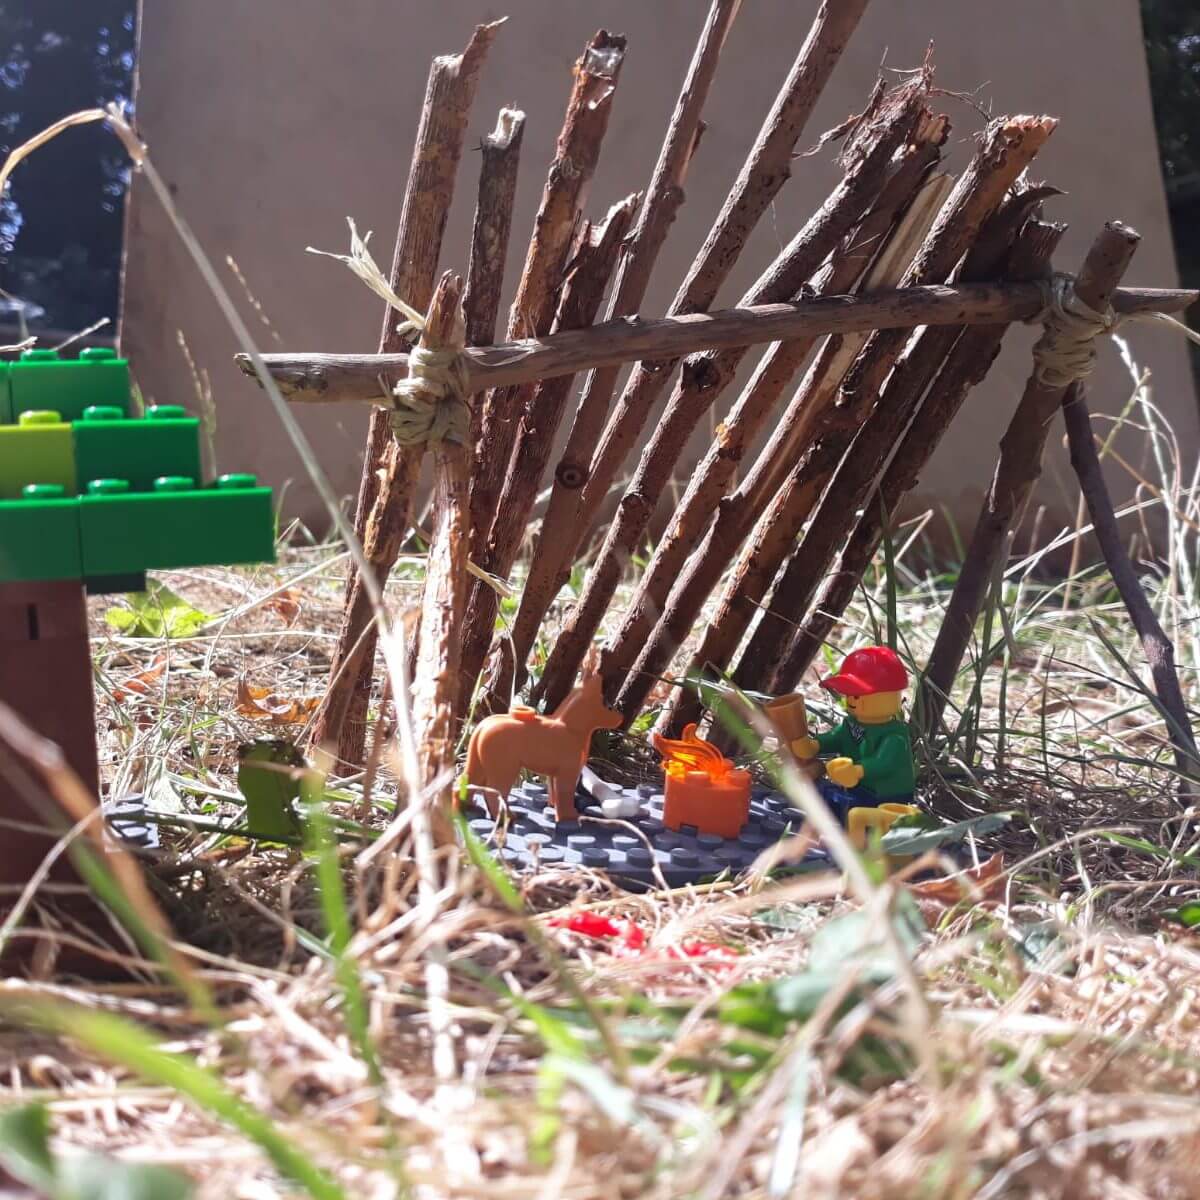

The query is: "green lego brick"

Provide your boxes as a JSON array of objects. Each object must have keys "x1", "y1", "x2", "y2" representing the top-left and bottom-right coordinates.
[
  {"x1": 0, "y1": 361, "x2": 12, "y2": 425},
  {"x1": 11, "y1": 347, "x2": 131, "y2": 422},
  {"x1": 0, "y1": 411, "x2": 78, "y2": 499},
  {"x1": 85, "y1": 572, "x2": 148, "y2": 596},
  {"x1": 79, "y1": 477, "x2": 275, "y2": 576},
  {"x1": 73, "y1": 404, "x2": 202, "y2": 493},
  {"x1": 0, "y1": 486, "x2": 83, "y2": 583}
]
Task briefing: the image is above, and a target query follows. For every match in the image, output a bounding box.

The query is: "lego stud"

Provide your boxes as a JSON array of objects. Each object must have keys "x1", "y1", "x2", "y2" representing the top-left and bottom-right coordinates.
[
  {"x1": 146, "y1": 405, "x2": 188, "y2": 420},
  {"x1": 21, "y1": 483, "x2": 65, "y2": 499},
  {"x1": 81, "y1": 406, "x2": 125, "y2": 421},
  {"x1": 215, "y1": 473, "x2": 258, "y2": 490},
  {"x1": 153, "y1": 476, "x2": 196, "y2": 492},
  {"x1": 79, "y1": 348, "x2": 117, "y2": 362},
  {"x1": 20, "y1": 349, "x2": 59, "y2": 362},
  {"x1": 17, "y1": 410, "x2": 63, "y2": 426},
  {"x1": 87, "y1": 478, "x2": 131, "y2": 495}
]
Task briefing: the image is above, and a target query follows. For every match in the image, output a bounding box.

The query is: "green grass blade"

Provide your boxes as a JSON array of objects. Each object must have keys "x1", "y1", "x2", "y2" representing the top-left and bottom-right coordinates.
[{"x1": 3, "y1": 1002, "x2": 345, "y2": 1200}]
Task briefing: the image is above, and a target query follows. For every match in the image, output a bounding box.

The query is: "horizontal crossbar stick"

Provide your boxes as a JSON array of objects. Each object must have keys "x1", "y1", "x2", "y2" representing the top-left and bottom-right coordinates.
[{"x1": 236, "y1": 282, "x2": 1197, "y2": 405}]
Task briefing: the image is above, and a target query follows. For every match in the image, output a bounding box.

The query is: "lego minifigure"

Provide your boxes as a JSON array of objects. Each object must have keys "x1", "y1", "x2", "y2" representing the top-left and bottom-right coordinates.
[{"x1": 791, "y1": 645, "x2": 916, "y2": 821}]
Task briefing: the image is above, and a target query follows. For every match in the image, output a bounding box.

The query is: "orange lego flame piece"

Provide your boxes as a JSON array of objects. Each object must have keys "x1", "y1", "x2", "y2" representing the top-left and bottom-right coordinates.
[{"x1": 652, "y1": 723, "x2": 732, "y2": 781}]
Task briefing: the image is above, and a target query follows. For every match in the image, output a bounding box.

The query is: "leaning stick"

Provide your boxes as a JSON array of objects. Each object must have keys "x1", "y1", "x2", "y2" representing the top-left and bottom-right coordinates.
[
  {"x1": 734, "y1": 186, "x2": 1059, "y2": 694},
  {"x1": 1061, "y1": 381, "x2": 1199, "y2": 796},
  {"x1": 608, "y1": 121, "x2": 949, "y2": 718},
  {"x1": 463, "y1": 108, "x2": 525, "y2": 351},
  {"x1": 499, "y1": 0, "x2": 869, "y2": 698},
  {"x1": 585, "y1": 0, "x2": 873, "y2": 504},
  {"x1": 662, "y1": 113, "x2": 1056, "y2": 734},
  {"x1": 240, "y1": 282, "x2": 1193, "y2": 405},
  {"x1": 457, "y1": 194, "x2": 640, "y2": 714},
  {"x1": 498, "y1": 0, "x2": 740, "y2": 693},
  {"x1": 468, "y1": 30, "x2": 627, "y2": 559},
  {"x1": 533, "y1": 78, "x2": 927, "y2": 711},
  {"x1": 409, "y1": 273, "x2": 471, "y2": 842},
  {"x1": 920, "y1": 221, "x2": 1142, "y2": 734},
  {"x1": 308, "y1": 22, "x2": 500, "y2": 766},
  {"x1": 778, "y1": 217, "x2": 1066, "y2": 686}
]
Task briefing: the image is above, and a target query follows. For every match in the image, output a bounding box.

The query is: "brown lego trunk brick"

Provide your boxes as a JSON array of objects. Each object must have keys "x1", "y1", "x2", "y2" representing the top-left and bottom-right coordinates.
[{"x1": 0, "y1": 580, "x2": 99, "y2": 889}]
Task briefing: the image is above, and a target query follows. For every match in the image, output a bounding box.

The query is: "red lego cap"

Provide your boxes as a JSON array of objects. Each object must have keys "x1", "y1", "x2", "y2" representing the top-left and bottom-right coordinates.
[{"x1": 820, "y1": 646, "x2": 908, "y2": 697}]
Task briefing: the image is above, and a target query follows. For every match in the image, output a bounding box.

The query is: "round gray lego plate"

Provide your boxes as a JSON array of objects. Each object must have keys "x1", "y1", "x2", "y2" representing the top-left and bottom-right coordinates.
[{"x1": 466, "y1": 779, "x2": 830, "y2": 891}]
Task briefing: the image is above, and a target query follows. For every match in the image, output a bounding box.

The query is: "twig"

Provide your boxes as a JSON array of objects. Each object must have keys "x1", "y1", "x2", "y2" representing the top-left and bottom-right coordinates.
[
  {"x1": 1061, "y1": 381, "x2": 1199, "y2": 797},
  {"x1": 779, "y1": 217, "x2": 1066, "y2": 684},
  {"x1": 308, "y1": 22, "x2": 500, "y2": 767},
  {"x1": 609, "y1": 122, "x2": 949, "y2": 719},
  {"x1": 239, "y1": 283, "x2": 1194, "y2": 405},
  {"x1": 921, "y1": 221, "x2": 1144, "y2": 734},
  {"x1": 468, "y1": 30, "x2": 627, "y2": 562},
  {"x1": 458, "y1": 195, "x2": 640, "y2": 714},
  {"x1": 734, "y1": 183, "x2": 1060, "y2": 694},
  {"x1": 499, "y1": 0, "x2": 870, "y2": 698},
  {"x1": 463, "y1": 108, "x2": 525, "y2": 352},
  {"x1": 532, "y1": 79, "x2": 935, "y2": 709},
  {"x1": 410, "y1": 273, "x2": 472, "y2": 845}
]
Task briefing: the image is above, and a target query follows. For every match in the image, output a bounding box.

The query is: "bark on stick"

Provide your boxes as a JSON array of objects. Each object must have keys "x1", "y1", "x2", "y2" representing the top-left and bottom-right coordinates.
[
  {"x1": 468, "y1": 30, "x2": 627, "y2": 560},
  {"x1": 457, "y1": 195, "x2": 639, "y2": 714}
]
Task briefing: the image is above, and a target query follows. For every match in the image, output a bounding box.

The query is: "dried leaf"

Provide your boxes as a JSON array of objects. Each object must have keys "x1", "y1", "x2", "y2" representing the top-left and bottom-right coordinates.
[
  {"x1": 113, "y1": 653, "x2": 168, "y2": 701},
  {"x1": 263, "y1": 589, "x2": 303, "y2": 625},
  {"x1": 908, "y1": 852, "x2": 1006, "y2": 910},
  {"x1": 236, "y1": 680, "x2": 319, "y2": 725}
]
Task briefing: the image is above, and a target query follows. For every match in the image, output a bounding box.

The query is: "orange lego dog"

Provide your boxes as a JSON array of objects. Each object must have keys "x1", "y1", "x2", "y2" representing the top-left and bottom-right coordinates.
[{"x1": 465, "y1": 671, "x2": 622, "y2": 822}]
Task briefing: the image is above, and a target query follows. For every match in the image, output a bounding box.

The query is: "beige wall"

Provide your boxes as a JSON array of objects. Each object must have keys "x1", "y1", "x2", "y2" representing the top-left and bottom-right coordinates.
[{"x1": 122, "y1": 0, "x2": 1195, "y2": 551}]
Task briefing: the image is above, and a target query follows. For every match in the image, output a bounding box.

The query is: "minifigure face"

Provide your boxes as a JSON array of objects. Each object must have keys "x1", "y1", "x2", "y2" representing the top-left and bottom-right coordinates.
[{"x1": 841, "y1": 690, "x2": 902, "y2": 724}]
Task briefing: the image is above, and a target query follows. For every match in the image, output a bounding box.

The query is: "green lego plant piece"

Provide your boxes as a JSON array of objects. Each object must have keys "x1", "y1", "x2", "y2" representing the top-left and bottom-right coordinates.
[
  {"x1": 0, "y1": 411, "x2": 78, "y2": 499},
  {"x1": 73, "y1": 405, "x2": 202, "y2": 493},
  {"x1": 10, "y1": 348, "x2": 131, "y2": 422},
  {"x1": 0, "y1": 486, "x2": 83, "y2": 583},
  {"x1": 79, "y1": 476, "x2": 275, "y2": 576}
]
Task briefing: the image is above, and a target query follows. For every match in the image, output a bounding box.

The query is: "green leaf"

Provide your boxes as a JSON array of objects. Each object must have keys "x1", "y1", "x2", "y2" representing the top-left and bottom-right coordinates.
[
  {"x1": 1, "y1": 1004, "x2": 343, "y2": 1200},
  {"x1": 104, "y1": 581, "x2": 215, "y2": 639},
  {"x1": 58, "y1": 1154, "x2": 194, "y2": 1200},
  {"x1": 879, "y1": 811, "x2": 1012, "y2": 856},
  {"x1": 0, "y1": 1103, "x2": 194, "y2": 1200},
  {"x1": 0, "y1": 1103, "x2": 56, "y2": 1193},
  {"x1": 1170, "y1": 902, "x2": 1200, "y2": 928}
]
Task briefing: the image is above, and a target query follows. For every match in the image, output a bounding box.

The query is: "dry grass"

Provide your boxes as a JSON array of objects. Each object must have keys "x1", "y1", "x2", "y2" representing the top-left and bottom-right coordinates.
[{"x1": 1, "y1": 463, "x2": 1198, "y2": 1199}]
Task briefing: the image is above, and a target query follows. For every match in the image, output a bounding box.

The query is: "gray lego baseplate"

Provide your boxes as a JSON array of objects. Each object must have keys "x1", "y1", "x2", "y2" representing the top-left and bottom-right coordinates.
[{"x1": 467, "y1": 778, "x2": 830, "y2": 890}]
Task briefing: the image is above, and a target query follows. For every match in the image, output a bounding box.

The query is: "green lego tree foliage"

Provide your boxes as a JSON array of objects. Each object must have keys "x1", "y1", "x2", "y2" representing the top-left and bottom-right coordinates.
[{"x1": 0, "y1": 349, "x2": 275, "y2": 589}]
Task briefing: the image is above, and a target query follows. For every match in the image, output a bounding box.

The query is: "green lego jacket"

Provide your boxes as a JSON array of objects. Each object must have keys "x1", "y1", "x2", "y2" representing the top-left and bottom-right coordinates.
[{"x1": 815, "y1": 716, "x2": 915, "y2": 799}]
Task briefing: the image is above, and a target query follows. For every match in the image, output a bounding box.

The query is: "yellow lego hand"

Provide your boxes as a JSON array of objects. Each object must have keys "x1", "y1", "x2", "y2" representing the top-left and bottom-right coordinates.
[
  {"x1": 826, "y1": 757, "x2": 864, "y2": 788},
  {"x1": 790, "y1": 736, "x2": 821, "y2": 760}
]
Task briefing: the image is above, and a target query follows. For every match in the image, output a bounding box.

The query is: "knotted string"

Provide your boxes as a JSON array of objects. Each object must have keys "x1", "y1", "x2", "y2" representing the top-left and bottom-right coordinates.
[
  {"x1": 308, "y1": 218, "x2": 471, "y2": 445},
  {"x1": 1028, "y1": 271, "x2": 1200, "y2": 389}
]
